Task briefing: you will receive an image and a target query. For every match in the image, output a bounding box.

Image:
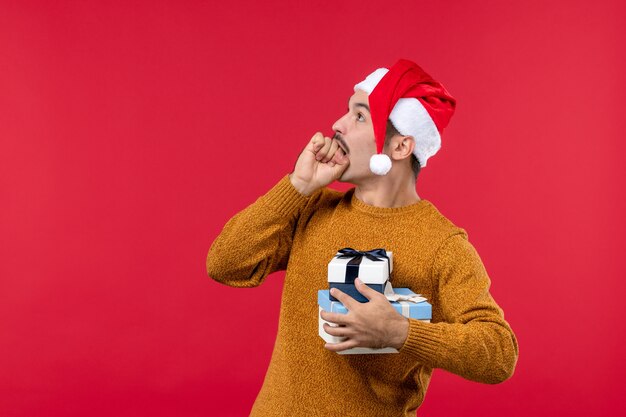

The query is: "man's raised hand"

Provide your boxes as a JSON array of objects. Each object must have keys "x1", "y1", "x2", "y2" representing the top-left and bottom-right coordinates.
[{"x1": 289, "y1": 132, "x2": 350, "y2": 196}]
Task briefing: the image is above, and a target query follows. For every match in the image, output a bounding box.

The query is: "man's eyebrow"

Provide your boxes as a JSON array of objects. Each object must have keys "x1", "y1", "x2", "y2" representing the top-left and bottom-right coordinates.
[{"x1": 347, "y1": 100, "x2": 371, "y2": 113}]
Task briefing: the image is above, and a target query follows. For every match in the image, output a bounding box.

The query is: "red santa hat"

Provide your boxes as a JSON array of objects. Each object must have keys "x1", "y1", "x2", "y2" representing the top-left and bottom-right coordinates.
[{"x1": 353, "y1": 59, "x2": 457, "y2": 175}]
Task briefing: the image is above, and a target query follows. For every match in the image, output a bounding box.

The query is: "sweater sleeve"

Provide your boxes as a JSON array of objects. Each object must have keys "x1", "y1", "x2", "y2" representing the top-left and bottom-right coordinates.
[
  {"x1": 398, "y1": 233, "x2": 519, "y2": 384},
  {"x1": 206, "y1": 174, "x2": 315, "y2": 288}
]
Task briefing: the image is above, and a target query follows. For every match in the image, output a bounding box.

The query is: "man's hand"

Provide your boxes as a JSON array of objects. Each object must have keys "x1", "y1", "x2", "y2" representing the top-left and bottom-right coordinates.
[
  {"x1": 289, "y1": 132, "x2": 350, "y2": 196},
  {"x1": 320, "y1": 278, "x2": 409, "y2": 352}
]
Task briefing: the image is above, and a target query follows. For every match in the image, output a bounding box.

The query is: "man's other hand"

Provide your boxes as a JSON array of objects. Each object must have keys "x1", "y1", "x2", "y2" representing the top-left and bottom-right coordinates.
[{"x1": 320, "y1": 278, "x2": 409, "y2": 352}]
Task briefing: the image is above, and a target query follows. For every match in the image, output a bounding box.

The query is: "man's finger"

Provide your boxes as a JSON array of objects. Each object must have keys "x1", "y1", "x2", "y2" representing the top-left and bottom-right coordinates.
[
  {"x1": 320, "y1": 309, "x2": 350, "y2": 325},
  {"x1": 316, "y1": 136, "x2": 332, "y2": 161},
  {"x1": 307, "y1": 132, "x2": 324, "y2": 154},
  {"x1": 354, "y1": 278, "x2": 383, "y2": 301},
  {"x1": 330, "y1": 287, "x2": 359, "y2": 311},
  {"x1": 321, "y1": 139, "x2": 340, "y2": 163},
  {"x1": 323, "y1": 322, "x2": 353, "y2": 338},
  {"x1": 324, "y1": 338, "x2": 360, "y2": 352}
]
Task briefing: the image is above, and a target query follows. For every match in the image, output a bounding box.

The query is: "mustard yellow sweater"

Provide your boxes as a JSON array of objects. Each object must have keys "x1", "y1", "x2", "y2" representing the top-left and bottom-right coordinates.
[{"x1": 206, "y1": 174, "x2": 519, "y2": 416}]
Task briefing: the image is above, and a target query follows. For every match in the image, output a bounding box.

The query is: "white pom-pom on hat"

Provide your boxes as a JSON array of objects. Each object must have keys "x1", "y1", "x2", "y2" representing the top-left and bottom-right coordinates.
[{"x1": 369, "y1": 154, "x2": 392, "y2": 176}]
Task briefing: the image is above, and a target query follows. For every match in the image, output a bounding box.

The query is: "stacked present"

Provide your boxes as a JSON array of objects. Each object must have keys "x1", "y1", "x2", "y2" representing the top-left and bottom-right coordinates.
[
  {"x1": 318, "y1": 248, "x2": 432, "y2": 354},
  {"x1": 327, "y1": 248, "x2": 392, "y2": 302}
]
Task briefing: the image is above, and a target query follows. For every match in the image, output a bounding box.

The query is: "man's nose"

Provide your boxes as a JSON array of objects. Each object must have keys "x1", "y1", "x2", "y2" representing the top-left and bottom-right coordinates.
[{"x1": 332, "y1": 114, "x2": 347, "y2": 135}]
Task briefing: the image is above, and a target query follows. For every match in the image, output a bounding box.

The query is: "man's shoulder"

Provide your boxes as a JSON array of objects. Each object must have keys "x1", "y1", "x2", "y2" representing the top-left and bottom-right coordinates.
[{"x1": 421, "y1": 199, "x2": 468, "y2": 240}]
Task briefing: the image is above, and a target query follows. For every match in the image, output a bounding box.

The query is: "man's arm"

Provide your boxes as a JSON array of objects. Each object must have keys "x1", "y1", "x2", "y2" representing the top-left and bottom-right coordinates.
[
  {"x1": 206, "y1": 132, "x2": 350, "y2": 288},
  {"x1": 321, "y1": 233, "x2": 519, "y2": 384},
  {"x1": 399, "y1": 233, "x2": 519, "y2": 384},
  {"x1": 206, "y1": 174, "x2": 312, "y2": 288}
]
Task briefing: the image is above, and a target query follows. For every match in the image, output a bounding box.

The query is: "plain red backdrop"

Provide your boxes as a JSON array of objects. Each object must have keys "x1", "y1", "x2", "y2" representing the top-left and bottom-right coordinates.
[{"x1": 1, "y1": 1, "x2": 625, "y2": 416}]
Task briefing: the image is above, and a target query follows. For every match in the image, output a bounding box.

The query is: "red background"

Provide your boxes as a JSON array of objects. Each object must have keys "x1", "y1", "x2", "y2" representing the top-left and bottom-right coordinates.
[{"x1": 1, "y1": 1, "x2": 625, "y2": 416}]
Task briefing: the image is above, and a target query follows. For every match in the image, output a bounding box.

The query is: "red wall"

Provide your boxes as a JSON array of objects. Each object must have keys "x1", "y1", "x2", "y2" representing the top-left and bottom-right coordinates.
[{"x1": 1, "y1": 1, "x2": 625, "y2": 416}]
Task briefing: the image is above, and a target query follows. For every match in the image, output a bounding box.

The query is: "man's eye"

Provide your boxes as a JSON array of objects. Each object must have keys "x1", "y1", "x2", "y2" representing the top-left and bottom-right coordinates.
[{"x1": 357, "y1": 113, "x2": 365, "y2": 122}]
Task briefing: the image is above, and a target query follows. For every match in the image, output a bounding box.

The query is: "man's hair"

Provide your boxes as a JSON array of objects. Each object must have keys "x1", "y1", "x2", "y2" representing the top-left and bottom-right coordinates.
[{"x1": 384, "y1": 120, "x2": 421, "y2": 179}]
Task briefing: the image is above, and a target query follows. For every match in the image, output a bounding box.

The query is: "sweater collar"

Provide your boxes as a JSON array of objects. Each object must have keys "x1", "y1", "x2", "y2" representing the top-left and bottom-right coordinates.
[{"x1": 347, "y1": 188, "x2": 431, "y2": 216}]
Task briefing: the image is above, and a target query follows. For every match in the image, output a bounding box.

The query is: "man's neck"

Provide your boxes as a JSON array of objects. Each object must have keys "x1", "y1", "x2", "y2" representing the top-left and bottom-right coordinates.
[{"x1": 353, "y1": 175, "x2": 420, "y2": 208}]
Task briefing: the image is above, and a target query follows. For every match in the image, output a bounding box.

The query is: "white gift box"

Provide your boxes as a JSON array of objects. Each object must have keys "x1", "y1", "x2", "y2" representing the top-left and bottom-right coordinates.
[
  {"x1": 328, "y1": 249, "x2": 393, "y2": 302},
  {"x1": 327, "y1": 249, "x2": 393, "y2": 284}
]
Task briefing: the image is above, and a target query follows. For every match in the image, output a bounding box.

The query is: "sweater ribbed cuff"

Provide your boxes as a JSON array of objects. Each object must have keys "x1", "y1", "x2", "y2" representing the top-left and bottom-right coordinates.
[
  {"x1": 257, "y1": 174, "x2": 313, "y2": 217},
  {"x1": 399, "y1": 318, "x2": 445, "y2": 367}
]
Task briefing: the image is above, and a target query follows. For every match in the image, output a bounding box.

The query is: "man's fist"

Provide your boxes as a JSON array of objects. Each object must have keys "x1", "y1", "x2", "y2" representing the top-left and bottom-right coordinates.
[{"x1": 289, "y1": 132, "x2": 350, "y2": 196}]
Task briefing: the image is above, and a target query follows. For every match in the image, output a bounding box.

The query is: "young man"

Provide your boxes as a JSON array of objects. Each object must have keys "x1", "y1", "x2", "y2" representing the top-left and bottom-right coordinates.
[{"x1": 206, "y1": 59, "x2": 519, "y2": 416}]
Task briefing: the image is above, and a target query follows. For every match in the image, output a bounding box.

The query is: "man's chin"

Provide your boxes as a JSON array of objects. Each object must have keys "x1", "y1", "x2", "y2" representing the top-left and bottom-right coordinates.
[{"x1": 336, "y1": 173, "x2": 355, "y2": 185}]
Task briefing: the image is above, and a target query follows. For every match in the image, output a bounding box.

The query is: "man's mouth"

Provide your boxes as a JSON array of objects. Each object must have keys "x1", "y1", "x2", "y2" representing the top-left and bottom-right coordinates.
[{"x1": 334, "y1": 135, "x2": 349, "y2": 154}]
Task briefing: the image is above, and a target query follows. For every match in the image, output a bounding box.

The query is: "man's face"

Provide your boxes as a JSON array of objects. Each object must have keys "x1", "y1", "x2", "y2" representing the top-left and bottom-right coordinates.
[{"x1": 331, "y1": 89, "x2": 378, "y2": 183}]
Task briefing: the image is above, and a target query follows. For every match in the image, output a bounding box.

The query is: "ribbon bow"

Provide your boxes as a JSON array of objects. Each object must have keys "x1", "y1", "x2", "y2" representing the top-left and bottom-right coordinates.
[
  {"x1": 337, "y1": 248, "x2": 388, "y2": 262},
  {"x1": 335, "y1": 248, "x2": 391, "y2": 282}
]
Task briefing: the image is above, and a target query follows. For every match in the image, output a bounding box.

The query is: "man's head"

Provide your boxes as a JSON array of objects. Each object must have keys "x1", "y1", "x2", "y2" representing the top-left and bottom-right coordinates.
[
  {"x1": 331, "y1": 89, "x2": 420, "y2": 184},
  {"x1": 333, "y1": 59, "x2": 455, "y2": 183}
]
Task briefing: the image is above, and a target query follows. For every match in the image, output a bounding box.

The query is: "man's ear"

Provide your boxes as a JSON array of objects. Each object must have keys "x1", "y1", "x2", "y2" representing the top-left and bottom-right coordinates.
[{"x1": 389, "y1": 135, "x2": 415, "y2": 161}]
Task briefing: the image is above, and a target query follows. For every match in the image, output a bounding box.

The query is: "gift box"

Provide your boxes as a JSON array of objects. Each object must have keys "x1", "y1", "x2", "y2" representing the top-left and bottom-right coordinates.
[
  {"x1": 328, "y1": 248, "x2": 393, "y2": 303},
  {"x1": 318, "y1": 288, "x2": 431, "y2": 355}
]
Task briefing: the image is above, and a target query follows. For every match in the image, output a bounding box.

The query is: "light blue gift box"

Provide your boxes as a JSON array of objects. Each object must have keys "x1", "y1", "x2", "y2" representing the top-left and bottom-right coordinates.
[
  {"x1": 318, "y1": 288, "x2": 432, "y2": 354},
  {"x1": 318, "y1": 288, "x2": 432, "y2": 319}
]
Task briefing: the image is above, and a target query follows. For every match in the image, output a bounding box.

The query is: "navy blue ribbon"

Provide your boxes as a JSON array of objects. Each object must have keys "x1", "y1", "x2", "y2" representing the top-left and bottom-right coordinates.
[{"x1": 335, "y1": 248, "x2": 390, "y2": 284}]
